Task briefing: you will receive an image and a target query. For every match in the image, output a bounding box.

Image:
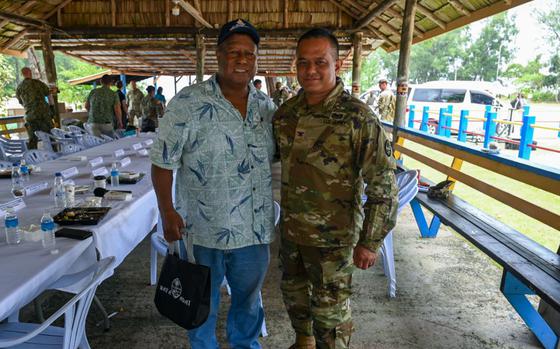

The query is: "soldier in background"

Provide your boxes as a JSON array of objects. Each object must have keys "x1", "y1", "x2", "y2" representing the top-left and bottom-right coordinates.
[
  {"x1": 272, "y1": 81, "x2": 290, "y2": 106},
  {"x1": 16, "y1": 67, "x2": 55, "y2": 149},
  {"x1": 140, "y1": 85, "x2": 163, "y2": 132},
  {"x1": 126, "y1": 80, "x2": 144, "y2": 126},
  {"x1": 273, "y1": 28, "x2": 398, "y2": 349},
  {"x1": 376, "y1": 78, "x2": 395, "y2": 122},
  {"x1": 85, "y1": 74, "x2": 122, "y2": 138}
]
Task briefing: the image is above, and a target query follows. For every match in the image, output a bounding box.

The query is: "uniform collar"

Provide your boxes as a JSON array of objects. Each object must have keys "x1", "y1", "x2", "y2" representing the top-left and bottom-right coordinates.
[{"x1": 301, "y1": 77, "x2": 345, "y2": 113}]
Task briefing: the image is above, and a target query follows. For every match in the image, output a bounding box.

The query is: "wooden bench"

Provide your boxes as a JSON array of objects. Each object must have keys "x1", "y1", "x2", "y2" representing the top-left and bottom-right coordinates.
[
  {"x1": 388, "y1": 125, "x2": 560, "y2": 349},
  {"x1": 410, "y1": 188, "x2": 559, "y2": 349}
]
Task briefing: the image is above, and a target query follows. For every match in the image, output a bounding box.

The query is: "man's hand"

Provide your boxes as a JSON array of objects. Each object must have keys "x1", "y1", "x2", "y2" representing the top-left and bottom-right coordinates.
[
  {"x1": 353, "y1": 245, "x2": 377, "y2": 270},
  {"x1": 161, "y1": 209, "x2": 185, "y2": 243}
]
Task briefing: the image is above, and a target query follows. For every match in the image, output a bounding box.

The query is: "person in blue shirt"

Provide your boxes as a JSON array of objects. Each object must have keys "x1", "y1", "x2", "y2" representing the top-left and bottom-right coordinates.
[
  {"x1": 155, "y1": 86, "x2": 167, "y2": 109},
  {"x1": 150, "y1": 19, "x2": 276, "y2": 349}
]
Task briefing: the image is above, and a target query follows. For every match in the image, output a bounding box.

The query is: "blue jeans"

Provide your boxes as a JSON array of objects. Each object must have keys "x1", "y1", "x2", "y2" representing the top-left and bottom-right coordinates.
[{"x1": 179, "y1": 243, "x2": 270, "y2": 349}]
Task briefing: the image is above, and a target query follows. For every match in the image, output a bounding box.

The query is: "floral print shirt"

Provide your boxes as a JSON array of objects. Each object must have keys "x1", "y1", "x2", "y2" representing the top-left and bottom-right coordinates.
[{"x1": 150, "y1": 75, "x2": 276, "y2": 249}]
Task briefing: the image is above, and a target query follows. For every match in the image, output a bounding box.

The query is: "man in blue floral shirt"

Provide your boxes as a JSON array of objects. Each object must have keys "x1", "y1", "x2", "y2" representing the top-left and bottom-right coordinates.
[{"x1": 150, "y1": 19, "x2": 276, "y2": 349}]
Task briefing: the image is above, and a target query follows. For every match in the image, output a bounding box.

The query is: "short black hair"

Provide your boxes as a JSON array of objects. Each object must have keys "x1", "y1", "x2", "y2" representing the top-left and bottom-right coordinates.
[
  {"x1": 115, "y1": 80, "x2": 123, "y2": 89},
  {"x1": 157, "y1": 86, "x2": 163, "y2": 93},
  {"x1": 100, "y1": 74, "x2": 112, "y2": 85},
  {"x1": 146, "y1": 85, "x2": 155, "y2": 94},
  {"x1": 253, "y1": 79, "x2": 262, "y2": 86},
  {"x1": 297, "y1": 28, "x2": 339, "y2": 59}
]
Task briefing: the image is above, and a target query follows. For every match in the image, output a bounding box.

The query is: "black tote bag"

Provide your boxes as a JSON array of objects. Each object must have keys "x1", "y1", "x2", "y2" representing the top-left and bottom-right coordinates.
[{"x1": 154, "y1": 231, "x2": 211, "y2": 330}]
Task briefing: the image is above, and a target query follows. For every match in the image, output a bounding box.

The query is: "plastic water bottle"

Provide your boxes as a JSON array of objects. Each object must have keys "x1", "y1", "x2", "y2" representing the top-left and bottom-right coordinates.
[
  {"x1": 110, "y1": 163, "x2": 120, "y2": 187},
  {"x1": 4, "y1": 208, "x2": 21, "y2": 245},
  {"x1": 41, "y1": 211, "x2": 56, "y2": 250},
  {"x1": 19, "y1": 159, "x2": 29, "y2": 183},
  {"x1": 11, "y1": 164, "x2": 24, "y2": 198},
  {"x1": 54, "y1": 172, "x2": 65, "y2": 208}
]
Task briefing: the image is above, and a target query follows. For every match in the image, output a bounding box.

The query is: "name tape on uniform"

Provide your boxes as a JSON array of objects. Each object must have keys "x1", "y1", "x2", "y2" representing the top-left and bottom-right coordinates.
[
  {"x1": 61, "y1": 167, "x2": 79, "y2": 179},
  {"x1": 89, "y1": 157, "x2": 104, "y2": 168}
]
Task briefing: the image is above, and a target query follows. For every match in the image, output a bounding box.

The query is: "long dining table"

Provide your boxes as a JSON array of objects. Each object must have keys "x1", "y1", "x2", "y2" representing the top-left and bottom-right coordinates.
[{"x1": 0, "y1": 134, "x2": 158, "y2": 321}]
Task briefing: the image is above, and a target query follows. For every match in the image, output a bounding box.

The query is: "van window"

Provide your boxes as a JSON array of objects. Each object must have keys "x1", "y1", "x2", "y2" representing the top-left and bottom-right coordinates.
[
  {"x1": 440, "y1": 89, "x2": 466, "y2": 103},
  {"x1": 412, "y1": 88, "x2": 440, "y2": 102},
  {"x1": 471, "y1": 91, "x2": 494, "y2": 105},
  {"x1": 412, "y1": 88, "x2": 466, "y2": 103}
]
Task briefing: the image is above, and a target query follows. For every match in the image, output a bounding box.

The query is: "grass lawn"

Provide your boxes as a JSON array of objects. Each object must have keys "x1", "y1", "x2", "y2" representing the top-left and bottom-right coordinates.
[{"x1": 401, "y1": 141, "x2": 560, "y2": 252}]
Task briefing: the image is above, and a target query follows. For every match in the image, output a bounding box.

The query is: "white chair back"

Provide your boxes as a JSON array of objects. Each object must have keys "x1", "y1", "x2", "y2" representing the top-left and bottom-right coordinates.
[{"x1": 23, "y1": 149, "x2": 58, "y2": 165}]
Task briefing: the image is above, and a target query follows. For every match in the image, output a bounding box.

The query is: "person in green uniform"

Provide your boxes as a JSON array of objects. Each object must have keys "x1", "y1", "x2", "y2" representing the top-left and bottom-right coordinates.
[
  {"x1": 140, "y1": 86, "x2": 163, "y2": 132},
  {"x1": 85, "y1": 74, "x2": 122, "y2": 138},
  {"x1": 273, "y1": 28, "x2": 399, "y2": 349},
  {"x1": 126, "y1": 80, "x2": 144, "y2": 126},
  {"x1": 16, "y1": 67, "x2": 55, "y2": 149}
]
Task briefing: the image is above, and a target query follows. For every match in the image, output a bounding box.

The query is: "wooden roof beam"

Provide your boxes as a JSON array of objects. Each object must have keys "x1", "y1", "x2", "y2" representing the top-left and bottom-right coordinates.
[
  {"x1": 416, "y1": 3, "x2": 446, "y2": 29},
  {"x1": 4, "y1": 30, "x2": 28, "y2": 49},
  {"x1": 448, "y1": 0, "x2": 471, "y2": 16},
  {"x1": 0, "y1": 48, "x2": 27, "y2": 58},
  {"x1": 0, "y1": 10, "x2": 51, "y2": 29},
  {"x1": 177, "y1": 0, "x2": 213, "y2": 29},
  {"x1": 354, "y1": 0, "x2": 399, "y2": 29},
  {"x1": 43, "y1": 0, "x2": 74, "y2": 20},
  {"x1": 383, "y1": 6, "x2": 424, "y2": 38},
  {"x1": 0, "y1": 1, "x2": 38, "y2": 29},
  {"x1": 326, "y1": 0, "x2": 397, "y2": 48}
]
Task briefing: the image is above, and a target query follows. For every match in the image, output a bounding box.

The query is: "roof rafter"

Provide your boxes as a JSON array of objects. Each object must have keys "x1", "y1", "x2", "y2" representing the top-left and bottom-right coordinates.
[
  {"x1": 176, "y1": 0, "x2": 213, "y2": 29},
  {"x1": 354, "y1": 0, "x2": 399, "y2": 29}
]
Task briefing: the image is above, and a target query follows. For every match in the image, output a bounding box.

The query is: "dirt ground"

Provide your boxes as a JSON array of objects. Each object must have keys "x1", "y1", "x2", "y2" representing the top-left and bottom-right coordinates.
[{"x1": 20, "y1": 163, "x2": 544, "y2": 348}]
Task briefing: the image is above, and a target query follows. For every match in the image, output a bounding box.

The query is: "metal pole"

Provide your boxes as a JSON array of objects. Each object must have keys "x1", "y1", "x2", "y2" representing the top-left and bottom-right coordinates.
[{"x1": 392, "y1": 0, "x2": 417, "y2": 145}]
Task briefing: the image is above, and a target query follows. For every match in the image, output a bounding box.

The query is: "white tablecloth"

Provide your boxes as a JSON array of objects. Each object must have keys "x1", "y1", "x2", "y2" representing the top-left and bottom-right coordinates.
[{"x1": 0, "y1": 134, "x2": 158, "y2": 320}]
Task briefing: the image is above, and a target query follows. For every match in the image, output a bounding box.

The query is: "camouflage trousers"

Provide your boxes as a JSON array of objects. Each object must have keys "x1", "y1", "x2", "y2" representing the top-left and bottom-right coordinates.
[
  {"x1": 280, "y1": 238, "x2": 354, "y2": 349},
  {"x1": 25, "y1": 115, "x2": 54, "y2": 150}
]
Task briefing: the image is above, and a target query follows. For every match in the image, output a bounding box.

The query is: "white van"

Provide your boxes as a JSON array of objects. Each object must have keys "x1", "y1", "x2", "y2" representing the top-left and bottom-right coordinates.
[{"x1": 407, "y1": 81, "x2": 504, "y2": 134}]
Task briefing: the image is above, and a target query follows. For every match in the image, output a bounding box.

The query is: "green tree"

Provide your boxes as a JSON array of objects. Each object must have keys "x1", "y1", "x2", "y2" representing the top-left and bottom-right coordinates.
[
  {"x1": 503, "y1": 56, "x2": 545, "y2": 94},
  {"x1": 409, "y1": 28, "x2": 469, "y2": 83},
  {"x1": 537, "y1": 0, "x2": 560, "y2": 101},
  {"x1": 459, "y1": 13, "x2": 518, "y2": 81}
]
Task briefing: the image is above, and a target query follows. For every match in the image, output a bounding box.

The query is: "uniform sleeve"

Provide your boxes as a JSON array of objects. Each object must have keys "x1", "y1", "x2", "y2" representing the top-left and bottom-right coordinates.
[
  {"x1": 149, "y1": 98, "x2": 189, "y2": 170},
  {"x1": 40, "y1": 81, "x2": 49, "y2": 97},
  {"x1": 355, "y1": 115, "x2": 398, "y2": 252}
]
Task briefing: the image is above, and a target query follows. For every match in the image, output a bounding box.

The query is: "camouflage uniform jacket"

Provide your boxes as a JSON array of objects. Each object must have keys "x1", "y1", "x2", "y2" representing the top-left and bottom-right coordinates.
[
  {"x1": 272, "y1": 87, "x2": 290, "y2": 107},
  {"x1": 376, "y1": 89, "x2": 395, "y2": 122},
  {"x1": 273, "y1": 79, "x2": 398, "y2": 251},
  {"x1": 126, "y1": 88, "x2": 144, "y2": 113},
  {"x1": 141, "y1": 95, "x2": 163, "y2": 120},
  {"x1": 86, "y1": 86, "x2": 119, "y2": 124},
  {"x1": 16, "y1": 78, "x2": 50, "y2": 121}
]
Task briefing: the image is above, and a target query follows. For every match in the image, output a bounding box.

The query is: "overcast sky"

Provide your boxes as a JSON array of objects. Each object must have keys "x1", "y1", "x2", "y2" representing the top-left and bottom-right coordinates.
[{"x1": 469, "y1": 0, "x2": 551, "y2": 65}]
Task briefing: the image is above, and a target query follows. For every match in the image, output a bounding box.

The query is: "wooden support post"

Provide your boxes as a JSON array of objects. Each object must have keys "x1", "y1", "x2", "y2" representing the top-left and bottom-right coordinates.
[
  {"x1": 393, "y1": 0, "x2": 416, "y2": 145},
  {"x1": 120, "y1": 73, "x2": 127, "y2": 95},
  {"x1": 351, "y1": 31, "x2": 363, "y2": 98},
  {"x1": 265, "y1": 77, "x2": 276, "y2": 97},
  {"x1": 195, "y1": 34, "x2": 205, "y2": 83},
  {"x1": 40, "y1": 32, "x2": 60, "y2": 127}
]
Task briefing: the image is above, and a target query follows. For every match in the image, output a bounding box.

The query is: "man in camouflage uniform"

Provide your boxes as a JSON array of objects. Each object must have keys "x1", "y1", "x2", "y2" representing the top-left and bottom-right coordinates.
[
  {"x1": 126, "y1": 80, "x2": 144, "y2": 125},
  {"x1": 273, "y1": 28, "x2": 398, "y2": 349},
  {"x1": 376, "y1": 78, "x2": 395, "y2": 122},
  {"x1": 85, "y1": 74, "x2": 122, "y2": 138},
  {"x1": 272, "y1": 81, "x2": 291, "y2": 107},
  {"x1": 140, "y1": 85, "x2": 163, "y2": 132},
  {"x1": 16, "y1": 67, "x2": 54, "y2": 149}
]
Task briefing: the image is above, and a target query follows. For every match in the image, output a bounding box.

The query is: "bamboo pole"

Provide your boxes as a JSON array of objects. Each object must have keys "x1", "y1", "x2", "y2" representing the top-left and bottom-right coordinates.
[
  {"x1": 195, "y1": 34, "x2": 205, "y2": 83},
  {"x1": 392, "y1": 0, "x2": 416, "y2": 145},
  {"x1": 40, "y1": 32, "x2": 60, "y2": 127},
  {"x1": 351, "y1": 31, "x2": 362, "y2": 98}
]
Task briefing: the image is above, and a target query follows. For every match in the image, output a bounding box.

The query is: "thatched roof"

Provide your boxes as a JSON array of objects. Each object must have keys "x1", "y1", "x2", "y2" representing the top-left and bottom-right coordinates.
[
  {"x1": 67, "y1": 69, "x2": 151, "y2": 85},
  {"x1": 0, "y1": 0, "x2": 531, "y2": 76}
]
